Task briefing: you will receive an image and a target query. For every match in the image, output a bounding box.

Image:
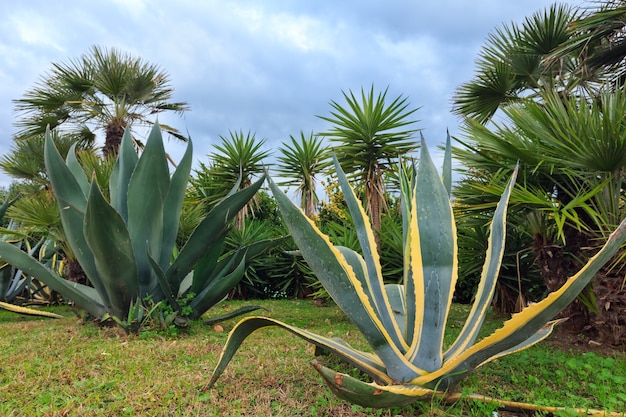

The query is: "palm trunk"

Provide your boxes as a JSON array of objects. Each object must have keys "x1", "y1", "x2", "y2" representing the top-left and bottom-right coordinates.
[
  {"x1": 103, "y1": 118, "x2": 127, "y2": 157},
  {"x1": 533, "y1": 226, "x2": 592, "y2": 333}
]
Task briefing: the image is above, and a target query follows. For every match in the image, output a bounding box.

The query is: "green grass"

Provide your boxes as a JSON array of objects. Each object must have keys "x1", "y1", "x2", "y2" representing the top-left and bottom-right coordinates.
[{"x1": 0, "y1": 300, "x2": 624, "y2": 416}]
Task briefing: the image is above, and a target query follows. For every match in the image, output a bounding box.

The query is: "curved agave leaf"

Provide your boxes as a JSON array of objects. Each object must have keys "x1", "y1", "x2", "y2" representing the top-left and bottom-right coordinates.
[
  {"x1": 206, "y1": 316, "x2": 391, "y2": 389},
  {"x1": 406, "y1": 136, "x2": 457, "y2": 372},
  {"x1": 269, "y1": 176, "x2": 424, "y2": 382},
  {"x1": 159, "y1": 137, "x2": 193, "y2": 269},
  {"x1": 0, "y1": 300, "x2": 65, "y2": 319},
  {"x1": 333, "y1": 154, "x2": 407, "y2": 353},
  {"x1": 84, "y1": 180, "x2": 138, "y2": 319},
  {"x1": 0, "y1": 241, "x2": 105, "y2": 317},
  {"x1": 109, "y1": 128, "x2": 138, "y2": 221},
  {"x1": 444, "y1": 164, "x2": 519, "y2": 360},
  {"x1": 418, "y1": 216, "x2": 626, "y2": 389},
  {"x1": 44, "y1": 129, "x2": 111, "y2": 311},
  {"x1": 166, "y1": 174, "x2": 266, "y2": 290},
  {"x1": 65, "y1": 144, "x2": 89, "y2": 197},
  {"x1": 187, "y1": 256, "x2": 246, "y2": 320},
  {"x1": 312, "y1": 361, "x2": 432, "y2": 408},
  {"x1": 127, "y1": 124, "x2": 170, "y2": 297}
]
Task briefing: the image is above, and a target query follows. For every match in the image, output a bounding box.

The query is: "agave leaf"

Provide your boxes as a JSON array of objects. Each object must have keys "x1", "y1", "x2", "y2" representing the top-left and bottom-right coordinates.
[
  {"x1": 0, "y1": 241, "x2": 106, "y2": 317},
  {"x1": 444, "y1": 165, "x2": 519, "y2": 360},
  {"x1": 485, "y1": 318, "x2": 567, "y2": 363},
  {"x1": 189, "y1": 233, "x2": 227, "y2": 296},
  {"x1": 384, "y1": 284, "x2": 406, "y2": 336},
  {"x1": 419, "y1": 216, "x2": 626, "y2": 389},
  {"x1": 206, "y1": 316, "x2": 391, "y2": 389},
  {"x1": 147, "y1": 251, "x2": 181, "y2": 313},
  {"x1": 0, "y1": 300, "x2": 66, "y2": 319},
  {"x1": 159, "y1": 138, "x2": 193, "y2": 269},
  {"x1": 312, "y1": 361, "x2": 434, "y2": 408},
  {"x1": 109, "y1": 128, "x2": 138, "y2": 221},
  {"x1": 203, "y1": 305, "x2": 264, "y2": 325},
  {"x1": 44, "y1": 129, "x2": 110, "y2": 311},
  {"x1": 65, "y1": 144, "x2": 89, "y2": 197},
  {"x1": 333, "y1": 154, "x2": 407, "y2": 353},
  {"x1": 406, "y1": 136, "x2": 457, "y2": 372},
  {"x1": 0, "y1": 194, "x2": 19, "y2": 221},
  {"x1": 404, "y1": 182, "x2": 423, "y2": 352},
  {"x1": 188, "y1": 236, "x2": 285, "y2": 317},
  {"x1": 188, "y1": 256, "x2": 246, "y2": 320},
  {"x1": 84, "y1": 180, "x2": 138, "y2": 319},
  {"x1": 167, "y1": 175, "x2": 266, "y2": 290},
  {"x1": 127, "y1": 124, "x2": 170, "y2": 296},
  {"x1": 442, "y1": 131, "x2": 452, "y2": 197},
  {"x1": 269, "y1": 175, "x2": 424, "y2": 382}
]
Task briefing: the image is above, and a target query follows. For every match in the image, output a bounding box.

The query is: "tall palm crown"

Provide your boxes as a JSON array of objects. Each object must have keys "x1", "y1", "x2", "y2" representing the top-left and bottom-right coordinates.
[
  {"x1": 276, "y1": 132, "x2": 331, "y2": 218},
  {"x1": 13, "y1": 45, "x2": 189, "y2": 156},
  {"x1": 318, "y1": 86, "x2": 419, "y2": 235},
  {"x1": 549, "y1": 1, "x2": 626, "y2": 89},
  {"x1": 452, "y1": 4, "x2": 582, "y2": 123}
]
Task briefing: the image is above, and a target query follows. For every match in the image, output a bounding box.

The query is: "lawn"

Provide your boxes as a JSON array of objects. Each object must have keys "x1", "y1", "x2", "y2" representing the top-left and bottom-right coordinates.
[{"x1": 0, "y1": 299, "x2": 624, "y2": 416}]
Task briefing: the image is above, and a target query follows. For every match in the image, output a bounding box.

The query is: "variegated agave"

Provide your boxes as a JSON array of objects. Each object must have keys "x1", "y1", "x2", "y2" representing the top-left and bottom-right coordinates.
[{"x1": 208, "y1": 134, "x2": 626, "y2": 412}]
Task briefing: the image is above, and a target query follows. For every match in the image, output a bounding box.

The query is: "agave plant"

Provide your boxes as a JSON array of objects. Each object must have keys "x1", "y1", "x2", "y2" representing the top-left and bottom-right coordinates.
[
  {"x1": 0, "y1": 124, "x2": 275, "y2": 329},
  {"x1": 207, "y1": 134, "x2": 626, "y2": 414},
  {"x1": 0, "y1": 194, "x2": 65, "y2": 319}
]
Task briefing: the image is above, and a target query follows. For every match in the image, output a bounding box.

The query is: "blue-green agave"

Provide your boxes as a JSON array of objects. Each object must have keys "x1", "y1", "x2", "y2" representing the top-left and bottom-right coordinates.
[
  {"x1": 0, "y1": 124, "x2": 275, "y2": 326},
  {"x1": 207, "y1": 134, "x2": 626, "y2": 414},
  {"x1": 0, "y1": 194, "x2": 65, "y2": 319}
]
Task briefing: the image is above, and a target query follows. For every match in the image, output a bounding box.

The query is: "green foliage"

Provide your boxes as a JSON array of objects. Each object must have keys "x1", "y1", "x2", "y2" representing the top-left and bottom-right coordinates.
[
  {"x1": 0, "y1": 194, "x2": 65, "y2": 314},
  {"x1": 203, "y1": 130, "x2": 270, "y2": 205},
  {"x1": 208, "y1": 133, "x2": 626, "y2": 412},
  {"x1": 318, "y1": 85, "x2": 419, "y2": 232},
  {"x1": 0, "y1": 124, "x2": 275, "y2": 332},
  {"x1": 276, "y1": 131, "x2": 331, "y2": 217},
  {"x1": 454, "y1": 88, "x2": 626, "y2": 323},
  {"x1": 12, "y1": 45, "x2": 189, "y2": 155},
  {"x1": 1, "y1": 299, "x2": 624, "y2": 415},
  {"x1": 454, "y1": 204, "x2": 545, "y2": 312},
  {"x1": 226, "y1": 216, "x2": 315, "y2": 300},
  {"x1": 452, "y1": 4, "x2": 579, "y2": 123}
]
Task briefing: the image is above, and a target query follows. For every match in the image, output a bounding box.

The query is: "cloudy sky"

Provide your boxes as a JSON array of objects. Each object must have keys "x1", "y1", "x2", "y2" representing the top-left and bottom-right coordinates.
[{"x1": 0, "y1": 0, "x2": 580, "y2": 190}]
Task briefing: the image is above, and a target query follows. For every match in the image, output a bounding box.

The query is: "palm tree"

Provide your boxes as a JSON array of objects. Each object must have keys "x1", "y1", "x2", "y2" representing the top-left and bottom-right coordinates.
[
  {"x1": 452, "y1": 4, "x2": 582, "y2": 123},
  {"x1": 548, "y1": 1, "x2": 626, "y2": 90},
  {"x1": 454, "y1": 88, "x2": 626, "y2": 340},
  {"x1": 13, "y1": 45, "x2": 189, "y2": 156},
  {"x1": 452, "y1": 0, "x2": 626, "y2": 340},
  {"x1": 275, "y1": 132, "x2": 331, "y2": 218},
  {"x1": 202, "y1": 130, "x2": 270, "y2": 229},
  {"x1": 318, "y1": 85, "x2": 419, "y2": 236}
]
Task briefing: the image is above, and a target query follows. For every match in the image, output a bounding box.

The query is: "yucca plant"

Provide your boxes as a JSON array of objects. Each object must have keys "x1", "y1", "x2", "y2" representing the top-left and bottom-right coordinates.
[
  {"x1": 207, "y1": 134, "x2": 626, "y2": 415},
  {"x1": 0, "y1": 124, "x2": 275, "y2": 329}
]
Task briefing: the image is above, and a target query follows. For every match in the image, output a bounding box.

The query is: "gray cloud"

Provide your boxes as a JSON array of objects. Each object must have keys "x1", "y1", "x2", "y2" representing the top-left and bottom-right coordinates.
[{"x1": 0, "y1": 0, "x2": 575, "y2": 188}]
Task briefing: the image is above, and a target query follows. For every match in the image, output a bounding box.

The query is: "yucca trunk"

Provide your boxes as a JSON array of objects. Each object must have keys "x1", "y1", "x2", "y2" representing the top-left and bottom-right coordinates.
[
  {"x1": 303, "y1": 182, "x2": 316, "y2": 219},
  {"x1": 365, "y1": 165, "x2": 384, "y2": 246}
]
